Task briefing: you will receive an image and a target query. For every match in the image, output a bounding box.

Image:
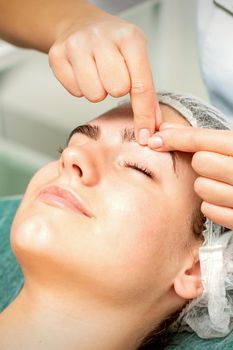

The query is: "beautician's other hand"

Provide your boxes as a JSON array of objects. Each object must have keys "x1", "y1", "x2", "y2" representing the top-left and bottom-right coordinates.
[
  {"x1": 148, "y1": 124, "x2": 233, "y2": 230},
  {"x1": 49, "y1": 7, "x2": 161, "y2": 141}
]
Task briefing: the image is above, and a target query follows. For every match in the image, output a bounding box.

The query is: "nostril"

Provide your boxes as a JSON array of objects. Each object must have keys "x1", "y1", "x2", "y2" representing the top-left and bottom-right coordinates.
[
  {"x1": 59, "y1": 159, "x2": 65, "y2": 172},
  {"x1": 73, "y1": 164, "x2": 82, "y2": 176}
]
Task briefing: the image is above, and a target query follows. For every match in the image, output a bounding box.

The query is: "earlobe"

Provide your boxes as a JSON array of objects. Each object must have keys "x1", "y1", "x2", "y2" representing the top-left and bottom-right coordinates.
[{"x1": 174, "y1": 259, "x2": 204, "y2": 300}]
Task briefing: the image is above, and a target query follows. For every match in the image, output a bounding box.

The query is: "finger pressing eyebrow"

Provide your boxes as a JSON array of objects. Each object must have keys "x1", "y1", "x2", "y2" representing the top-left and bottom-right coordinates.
[
  {"x1": 68, "y1": 124, "x2": 177, "y2": 172},
  {"x1": 120, "y1": 127, "x2": 177, "y2": 172}
]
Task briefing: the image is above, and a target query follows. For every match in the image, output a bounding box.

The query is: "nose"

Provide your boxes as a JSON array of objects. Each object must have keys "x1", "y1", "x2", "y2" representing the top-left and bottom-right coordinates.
[{"x1": 58, "y1": 145, "x2": 99, "y2": 186}]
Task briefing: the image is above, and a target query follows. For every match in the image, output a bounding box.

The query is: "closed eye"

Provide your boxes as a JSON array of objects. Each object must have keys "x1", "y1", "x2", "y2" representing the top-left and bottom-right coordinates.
[
  {"x1": 58, "y1": 148, "x2": 155, "y2": 179},
  {"x1": 123, "y1": 161, "x2": 154, "y2": 179}
]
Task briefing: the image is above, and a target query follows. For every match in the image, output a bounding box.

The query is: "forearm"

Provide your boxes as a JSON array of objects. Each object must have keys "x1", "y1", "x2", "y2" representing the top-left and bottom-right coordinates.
[{"x1": 0, "y1": 0, "x2": 105, "y2": 52}]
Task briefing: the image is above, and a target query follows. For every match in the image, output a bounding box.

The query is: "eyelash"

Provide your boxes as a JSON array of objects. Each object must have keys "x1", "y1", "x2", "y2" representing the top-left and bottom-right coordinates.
[
  {"x1": 123, "y1": 161, "x2": 154, "y2": 179},
  {"x1": 57, "y1": 148, "x2": 154, "y2": 179}
]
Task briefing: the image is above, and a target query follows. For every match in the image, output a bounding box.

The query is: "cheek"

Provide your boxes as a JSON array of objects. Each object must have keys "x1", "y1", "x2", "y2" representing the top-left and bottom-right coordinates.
[
  {"x1": 14, "y1": 161, "x2": 59, "y2": 225},
  {"x1": 94, "y1": 183, "x2": 182, "y2": 298},
  {"x1": 101, "y1": 179, "x2": 169, "y2": 231},
  {"x1": 97, "y1": 181, "x2": 171, "y2": 271},
  {"x1": 27, "y1": 161, "x2": 59, "y2": 195},
  {"x1": 96, "y1": 175, "x2": 191, "y2": 282},
  {"x1": 11, "y1": 161, "x2": 61, "y2": 260}
]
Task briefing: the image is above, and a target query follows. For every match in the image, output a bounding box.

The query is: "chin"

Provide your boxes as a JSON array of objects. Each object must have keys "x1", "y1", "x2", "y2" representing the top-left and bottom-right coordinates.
[{"x1": 10, "y1": 208, "x2": 55, "y2": 263}]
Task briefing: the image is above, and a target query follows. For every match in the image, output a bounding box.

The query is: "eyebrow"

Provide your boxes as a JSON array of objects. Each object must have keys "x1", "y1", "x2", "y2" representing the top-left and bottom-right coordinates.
[{"x1": 68, "y1": 124, "x2": 177, "y2": 172}]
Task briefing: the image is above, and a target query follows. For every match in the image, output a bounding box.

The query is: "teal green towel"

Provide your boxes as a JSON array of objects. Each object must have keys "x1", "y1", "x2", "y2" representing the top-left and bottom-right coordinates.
[
  {"x1": 1, "y1": 197, "x2": 233, "y2": 349},
  {"x1": 165, "y1": 330, "x2": 233, "y2": 349},
  {"x1": 0, "y1": 197, "x2": 24, "y2": 312}
]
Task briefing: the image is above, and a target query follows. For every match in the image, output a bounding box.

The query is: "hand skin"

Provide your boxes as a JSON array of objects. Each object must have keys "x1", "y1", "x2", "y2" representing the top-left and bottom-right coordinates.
[
  {"x1": 0, "y1": 0, "x2": 161, "y2": 140},
  {"x1": 148, "y1": 124, "x2": 233, "y2": 230}
]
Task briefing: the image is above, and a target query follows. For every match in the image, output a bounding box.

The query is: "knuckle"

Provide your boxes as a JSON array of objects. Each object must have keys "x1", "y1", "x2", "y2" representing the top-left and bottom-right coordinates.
[
  {"x1": 192, "y1": 132, "x2": 202, "y2": 150},
  {"x1": 65, "y1": 32, "x2": 85, "y2": 51},
  {"x1": 86, "y1": 91, "x2": 107, "y2": 102},
  {"x1": 71, "y1": 90, "x2": 83, "y2": 98},
  {"x1": 48, "y1": 45, "x2": 60, "y2": 67},
  {"x1": 134, "y1": 113, "x2": 153, "y2": 123},
  {"x1": 66, "y1": 35, "x2": 77, "y2": 50},
  {"x1": 88, "y1": 23, "x2": 102, "y2": 35},
  {"x1": 122, "y1": 24, "x2": 146, "y2": 40},
  {"x1": 61, "y1": 80, "x2": 82, "y2": 97},
  {"x1": 109, "y1": 84, "x2": 129, "y2": 97},
  {"x1": 162, "y1": 129, "x2": 176, "y2": 149},
  {"x1": 131, "y1": 82, "x2": 154, "y2": 95}
]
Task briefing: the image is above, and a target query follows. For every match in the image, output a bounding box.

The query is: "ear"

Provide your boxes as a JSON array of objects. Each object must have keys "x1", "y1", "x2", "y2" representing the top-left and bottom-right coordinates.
[{"x1": 174, "y1": 252, "x2": 203, "y2": 300}]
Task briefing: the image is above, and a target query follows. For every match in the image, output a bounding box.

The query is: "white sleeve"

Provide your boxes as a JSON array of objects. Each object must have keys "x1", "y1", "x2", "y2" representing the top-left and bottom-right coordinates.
[{"x1": 197, "y1": 0, "x2": 233, "y2": 119}]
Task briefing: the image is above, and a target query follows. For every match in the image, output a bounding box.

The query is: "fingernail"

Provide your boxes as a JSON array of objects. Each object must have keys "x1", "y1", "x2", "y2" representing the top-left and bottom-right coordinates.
[
  {"x1": 138, "y1": 128, "x2": 150, "y2": 145},
  {"x1": 148, "y1": 136, "x2": 163, "y2": 149}
]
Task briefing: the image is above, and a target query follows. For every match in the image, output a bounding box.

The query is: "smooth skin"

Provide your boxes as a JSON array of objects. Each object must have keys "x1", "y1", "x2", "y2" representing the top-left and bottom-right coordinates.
[
  {"x1": 0, "y1": 0, "x2": 161, "y2": 142},
  {"x1": 1, "y1": 0, "x2": 231, "y2": 229},
  {"x1": 148, "y1": 123, "x2": 233, "y2": 230},
  {"x1": 0, "y1": 104, "x2": 202, "y2": 350}
]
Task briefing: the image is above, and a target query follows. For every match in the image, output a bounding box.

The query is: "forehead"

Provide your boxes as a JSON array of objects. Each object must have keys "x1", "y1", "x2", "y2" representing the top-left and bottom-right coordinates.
[{"x1": 90, "y1": 103, "x2": 190, "y2": 129}]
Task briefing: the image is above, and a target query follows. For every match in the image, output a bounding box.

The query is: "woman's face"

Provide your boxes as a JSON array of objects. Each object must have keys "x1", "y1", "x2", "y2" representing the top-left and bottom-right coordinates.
[{"x1": 11, "y1": 104, "x2": 200, "y2": 305}]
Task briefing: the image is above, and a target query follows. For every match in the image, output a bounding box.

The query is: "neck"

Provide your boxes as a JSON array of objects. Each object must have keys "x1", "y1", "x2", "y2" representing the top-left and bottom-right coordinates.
[{"x1": 0, "y1": 283, "x2": 159, "y2": 350}]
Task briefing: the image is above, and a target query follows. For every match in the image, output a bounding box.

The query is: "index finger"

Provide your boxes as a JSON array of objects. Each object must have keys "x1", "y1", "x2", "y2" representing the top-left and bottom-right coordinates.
[
  {"x1": 120, "y1": 33, "x2": 161, "y2": 141},
  {"x1": 148, "y1": 127, "x2": 233, "y2": 155}
]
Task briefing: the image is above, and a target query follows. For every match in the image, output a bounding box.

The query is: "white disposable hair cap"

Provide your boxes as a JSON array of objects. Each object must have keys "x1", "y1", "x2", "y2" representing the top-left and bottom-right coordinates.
[{"x1": 156, "y1": 92, "x2": 233, "y2": 339}]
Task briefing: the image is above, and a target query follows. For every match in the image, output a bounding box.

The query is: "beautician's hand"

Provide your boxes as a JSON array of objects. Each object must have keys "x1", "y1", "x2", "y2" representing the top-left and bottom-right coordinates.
[
  {"x1": 49, "y1": 9, "x2": 161, "y2": 142},
  {"x1": 0, "y1": 1, "x2": 161, "y2": 141},
  {"x1": 148, "y1": 124, "x2": 233, "y2": 230}
]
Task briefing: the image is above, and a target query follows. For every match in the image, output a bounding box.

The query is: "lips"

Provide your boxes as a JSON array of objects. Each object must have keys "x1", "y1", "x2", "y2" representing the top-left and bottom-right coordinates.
[{"x1": 38, "y1": 185, "x2": 93, "y2": 217}]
